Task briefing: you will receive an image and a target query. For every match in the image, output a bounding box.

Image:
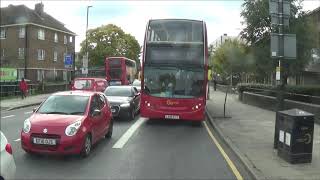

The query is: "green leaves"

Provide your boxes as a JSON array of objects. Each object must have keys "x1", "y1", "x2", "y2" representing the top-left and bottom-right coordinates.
[
  {"x1": 240, "y1": 0, "x2": 318, "y2": 82},
  {"x1": 211, "y1": 39, "x2": 254, "y2": 77},
  {"x1": 79, "y1": 24, "x2": 141, "y2": 66}
]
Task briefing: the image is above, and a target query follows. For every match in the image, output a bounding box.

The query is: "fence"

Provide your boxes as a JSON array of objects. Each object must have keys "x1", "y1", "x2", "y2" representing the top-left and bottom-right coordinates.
[
  {"x1": 0, "y1": 82, "x2": 69, "y2": 97},
  {"x1": 239, "y1": 87, "x2": 320, "y2": 105}
]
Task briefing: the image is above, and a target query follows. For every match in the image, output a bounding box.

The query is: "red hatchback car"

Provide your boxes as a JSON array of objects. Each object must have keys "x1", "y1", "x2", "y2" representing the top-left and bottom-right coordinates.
[
  {"x1": 71, "y1": 78, "x2": 108, "y2": 92},
  {"x1": 21, "y1": 91, "x2": 113, "y2": 157}
]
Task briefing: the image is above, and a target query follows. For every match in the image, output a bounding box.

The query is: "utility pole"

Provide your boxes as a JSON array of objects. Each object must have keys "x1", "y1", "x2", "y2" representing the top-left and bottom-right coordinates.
[
  {"x1": 85, "y1": 5, "x2": 92, "y2": 55},
  {"x1": 83, "y1": 5, "x2": 92, "y2": 77},
  {"x1": 24, "y1": 25, "x2": 28, "y2": 79},
  {"x1": 269, "y1": 0, "x2": 296, "y2": 149}
]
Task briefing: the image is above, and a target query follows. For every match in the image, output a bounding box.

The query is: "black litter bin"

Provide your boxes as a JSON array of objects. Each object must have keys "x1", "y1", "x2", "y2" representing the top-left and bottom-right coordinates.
[{"x1": 277, "y1": 108, "x2": 314, "y2": 164}]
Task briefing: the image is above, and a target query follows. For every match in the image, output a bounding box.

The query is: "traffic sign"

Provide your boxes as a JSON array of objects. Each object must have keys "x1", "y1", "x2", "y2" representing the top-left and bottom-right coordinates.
[
  {"x1": 271, "y1": 33, "x2": 296, "y2": 59},
  {"x1": 64, "y1": 54, "x2": 73, "y2": 68}
]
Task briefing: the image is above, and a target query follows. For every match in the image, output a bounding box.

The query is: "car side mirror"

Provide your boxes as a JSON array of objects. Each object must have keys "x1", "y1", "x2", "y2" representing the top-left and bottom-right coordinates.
[{"x1": 91, "y1": 109, "x2": 101, "y2": 117}]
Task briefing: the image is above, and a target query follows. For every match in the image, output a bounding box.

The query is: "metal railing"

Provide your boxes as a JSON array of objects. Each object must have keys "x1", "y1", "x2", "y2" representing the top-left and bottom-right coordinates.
[{"x1": 242, "y1": 87, "x2": 320, "y2": 105}]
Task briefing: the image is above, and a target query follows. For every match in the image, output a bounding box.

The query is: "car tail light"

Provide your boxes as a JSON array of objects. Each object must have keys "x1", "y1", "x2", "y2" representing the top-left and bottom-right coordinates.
[{"x1": 5, "y1": 143, "x2": 13, "y2": 155}]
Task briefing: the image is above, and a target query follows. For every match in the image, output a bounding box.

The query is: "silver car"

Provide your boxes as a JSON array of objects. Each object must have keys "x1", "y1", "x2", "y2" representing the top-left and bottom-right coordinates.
[
  {"x1": 0, "y1": 131, "x2": 16, "y2": 180},
  {"x1": 132, "y1": 79, "x2": 141, "y2": 92}
]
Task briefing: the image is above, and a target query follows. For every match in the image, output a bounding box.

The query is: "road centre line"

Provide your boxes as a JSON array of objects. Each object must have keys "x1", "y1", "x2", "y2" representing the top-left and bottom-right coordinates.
[
  {"x1": 14, "y1": 138, "x2": 21, "y2": 142},
  {"x1": 1, "y1": 115, "x2": 15, "y2": 119},
  {"x1": 112, "y1": 117, "x2": 147, "y2": 149},
  {"x1": 203, "y1": 121, "x2": 243, "y2": 180},
  {"x1": 24, "y1": 111, "x2": 33, "y2": 114}
]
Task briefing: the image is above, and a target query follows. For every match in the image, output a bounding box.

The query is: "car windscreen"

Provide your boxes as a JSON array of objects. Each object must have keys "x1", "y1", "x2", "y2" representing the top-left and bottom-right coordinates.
[
  {"x1": 104, "y1": 87, "x2": 132, "y2": 97},
  {"x1": 37, "y1": 95, "x2": 89, "y2": 115}
]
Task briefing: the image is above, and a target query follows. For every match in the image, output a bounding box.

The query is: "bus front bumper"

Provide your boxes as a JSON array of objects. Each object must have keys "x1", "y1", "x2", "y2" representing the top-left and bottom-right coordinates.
[{"x1": 141, "y1": 106, "x2": 205, "y2": 121}]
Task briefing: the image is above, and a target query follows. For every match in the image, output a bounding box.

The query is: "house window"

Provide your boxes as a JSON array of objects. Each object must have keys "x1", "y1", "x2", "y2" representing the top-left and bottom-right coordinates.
[
  {"x1": 37, "y1": 49, "x2": 45, "y2": 60},
  {"x1": 69, "y1": 36, "x2": 73, "y2": 43},
  {"x1": 18, "y1": 48, "x2": 24, "y2": 59},
  {"x1": 18, "y1": 69, "x2": 25, "y2": 79},
  {"x1": 19, "y1": 27, "x2": 25, "y2": 38},
  {"x1": 37, "y1": 69, "x2": 44, "y2": 81},
  {"x1": 1, "y1": 49, "x2": 4, "y2": 58},
  {"x1": 64, "y1": 35, "x2": 67, "y2": 44},
  {"x1": 63, "y1": 71, "x2": 67, "y2": 81},
  {"x1": 63, "y1": 52, "x2": 66, "y2": 61},
  {"x1": 53, "y1": 51, "x2": 58, "y2": 61},
  {"x1": 54, "y1": 33, "x2": 58, "y2": 43},
  {"x1": 38, "y1": 29, "x2": 45, "y2": 40},
  {"x1": 0, "y1": 28, "x2": 6, "y2": 39}
]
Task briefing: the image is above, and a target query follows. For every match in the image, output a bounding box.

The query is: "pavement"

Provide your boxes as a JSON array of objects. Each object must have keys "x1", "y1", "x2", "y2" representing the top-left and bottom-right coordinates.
[
  {"x1": 0, "y1": 103, "x2": 251, "y2": 179},
  {"x1": 0, "y1": 93, "x2": 50, "y2": 111},
  {"x1": 206, "y1": 86, "x2": 320, "y2": 180}
]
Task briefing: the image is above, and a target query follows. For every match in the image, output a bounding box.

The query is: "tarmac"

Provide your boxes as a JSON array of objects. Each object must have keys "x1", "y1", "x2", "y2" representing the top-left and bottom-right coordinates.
[{"x1": 2, "y1": 87, "x2": 320, "y2": 179}]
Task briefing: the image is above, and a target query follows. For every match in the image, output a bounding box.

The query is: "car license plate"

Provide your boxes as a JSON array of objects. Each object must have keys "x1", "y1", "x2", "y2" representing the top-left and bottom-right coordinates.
[
  {"x1": 33, "y1": 138, "x2": 56, "y2": 145},
  {"x1": 111, "y1": 109, "x2": 116, "y2": 113},
  {"x1": 165, "y1": 115, "x2": 179, "y2": 119}
]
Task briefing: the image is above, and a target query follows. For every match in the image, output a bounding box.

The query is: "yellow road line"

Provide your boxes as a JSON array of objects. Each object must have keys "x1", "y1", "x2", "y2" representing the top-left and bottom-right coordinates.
[{"x1": 203, "y1": 121, "x2": 243, "y2": 180}]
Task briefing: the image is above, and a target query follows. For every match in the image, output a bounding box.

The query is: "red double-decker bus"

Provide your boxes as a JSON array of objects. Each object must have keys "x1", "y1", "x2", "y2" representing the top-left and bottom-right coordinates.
[
  {"x1": 105, "y1": 57, "x2": 137, "y2": 85},
  {"x1": 140, "y1": 19, "x2": 209, "y2": 123}
]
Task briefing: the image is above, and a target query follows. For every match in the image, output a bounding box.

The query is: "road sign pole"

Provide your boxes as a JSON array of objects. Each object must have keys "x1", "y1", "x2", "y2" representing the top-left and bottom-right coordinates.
[{"x1": 277, "y1": 0, "x2": 285, "y2": 112}]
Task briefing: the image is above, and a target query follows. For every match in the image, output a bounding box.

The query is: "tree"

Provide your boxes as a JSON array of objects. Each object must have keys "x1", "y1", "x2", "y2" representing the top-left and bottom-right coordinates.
[
  {"x1": 79, "y1": 24, "x2": 140, "y2": 66},
  {"x1": 212, "y1": 39, "x2": 254, "y2": 85},
  {"x1": 240, "y1": 0, "x2": 317, "y2": 82}
]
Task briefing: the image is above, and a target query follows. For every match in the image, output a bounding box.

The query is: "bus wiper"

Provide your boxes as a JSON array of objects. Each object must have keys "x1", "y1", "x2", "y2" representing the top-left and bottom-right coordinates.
[{"x1": 70, "y1": 112, "x2": 84, "y2": 115}]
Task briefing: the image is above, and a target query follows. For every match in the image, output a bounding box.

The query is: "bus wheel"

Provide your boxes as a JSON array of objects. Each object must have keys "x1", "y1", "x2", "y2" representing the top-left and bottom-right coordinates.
[{"x1": 191, "y1": 121, "x2": 202, "y2": 127}]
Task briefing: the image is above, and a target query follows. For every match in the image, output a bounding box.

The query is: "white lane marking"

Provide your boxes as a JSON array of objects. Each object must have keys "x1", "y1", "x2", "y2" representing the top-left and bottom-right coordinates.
[
  {"x1": 1, "y1": 115, "x2": 15, "y2": 119},
  {"x1": 24, "y1": 111, "x2": 33, "y2": 114},
  {"x1": 14, "y1": 138, "x2": 21, "y2": 142},
  {"x1": 112, "y1": 117, "x2": 147, "y2": 149}
]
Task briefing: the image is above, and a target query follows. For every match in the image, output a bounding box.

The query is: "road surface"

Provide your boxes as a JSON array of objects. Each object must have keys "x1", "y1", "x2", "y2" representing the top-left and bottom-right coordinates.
[{"x1": 1, "y1": 106, "x2": 251, "y2": 180}]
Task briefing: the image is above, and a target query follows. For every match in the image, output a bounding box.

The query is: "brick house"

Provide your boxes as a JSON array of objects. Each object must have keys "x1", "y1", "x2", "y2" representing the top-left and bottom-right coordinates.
[{"x1": 0, "y1": 3, "x2": 76, "y2": 83}]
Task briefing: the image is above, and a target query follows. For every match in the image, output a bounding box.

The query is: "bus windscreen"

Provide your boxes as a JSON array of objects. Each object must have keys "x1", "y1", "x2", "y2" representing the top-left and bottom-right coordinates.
[{"x1": 143, "y1": 66, "x2": 204, "y2": 98}]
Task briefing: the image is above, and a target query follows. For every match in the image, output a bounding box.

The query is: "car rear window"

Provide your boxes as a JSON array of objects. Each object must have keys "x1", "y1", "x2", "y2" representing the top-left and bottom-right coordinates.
[
  {"x1": 104, "y1": 87, "x2": 132, "y2": 97},
  {"x1": 74, "y1": 79, "x2": 93, "y2": 90}
]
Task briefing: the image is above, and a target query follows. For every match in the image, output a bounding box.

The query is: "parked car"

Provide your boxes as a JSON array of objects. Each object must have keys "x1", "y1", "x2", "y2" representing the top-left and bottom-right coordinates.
[
  {"x1": 72, "y1": 78, "x2": 108, "y2": 92},
  {"x1": 104, "y1": 86, "x2": 140, "y2": 120},
  {"x1": 0, "y1": 131, "x2": 16, "y2": 180},
  {"x1": 21, "y1": 91, "x2": 113, "y2": 157},
  {"x1": 132, "y1": 79, "x2": 141, "y2": 92}
]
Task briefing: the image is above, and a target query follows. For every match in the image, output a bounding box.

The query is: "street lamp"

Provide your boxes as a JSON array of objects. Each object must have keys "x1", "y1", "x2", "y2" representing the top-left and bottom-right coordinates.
[
  {"x1": 84, "y1": 5, "x2": 92, "y2": 77},
  {"x1": 85, "y1": 5, "x2": 92, "y2": 57}
]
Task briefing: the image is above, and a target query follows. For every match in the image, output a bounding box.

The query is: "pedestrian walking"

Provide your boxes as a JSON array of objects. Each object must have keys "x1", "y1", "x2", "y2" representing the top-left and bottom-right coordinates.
[
  {"x1": 213, "y1": 78, "x2": 217, "y2": 91},
  {"x1": 19, "y1": 78, "x2": 28, "y2": 99}
]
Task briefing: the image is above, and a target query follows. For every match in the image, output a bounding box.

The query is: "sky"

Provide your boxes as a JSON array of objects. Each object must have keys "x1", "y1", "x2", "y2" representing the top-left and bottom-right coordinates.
[{"x1": 1, "y1": 0, "x2": 319, "y2": 53}]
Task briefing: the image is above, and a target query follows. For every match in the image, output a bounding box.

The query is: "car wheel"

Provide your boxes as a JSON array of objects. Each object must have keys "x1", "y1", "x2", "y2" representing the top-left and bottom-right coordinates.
[
  {"x1": 128, "y1": 108, "x2": 135, "y2": 121},
  {"x1": 80, "y1": 134, "x2": 92, "y2": 158},
  {"x1": 105, "y1": 119, "x2": 113, "y2": 138}
]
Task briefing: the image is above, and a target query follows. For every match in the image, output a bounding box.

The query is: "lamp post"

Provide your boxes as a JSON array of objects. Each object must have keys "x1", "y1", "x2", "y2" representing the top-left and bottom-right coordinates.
[
  {"x1": 85, "y1": 5, "x2": 92, "y2": 57},
  {"x1": 84, "y1": 5, "x2": 92, "y2": 77}
]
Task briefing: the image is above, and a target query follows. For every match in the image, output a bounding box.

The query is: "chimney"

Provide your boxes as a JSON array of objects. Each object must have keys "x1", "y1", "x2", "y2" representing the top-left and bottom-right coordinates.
[{"x1": 35, "y1": 3, "x2": 44, "y2": 16}]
